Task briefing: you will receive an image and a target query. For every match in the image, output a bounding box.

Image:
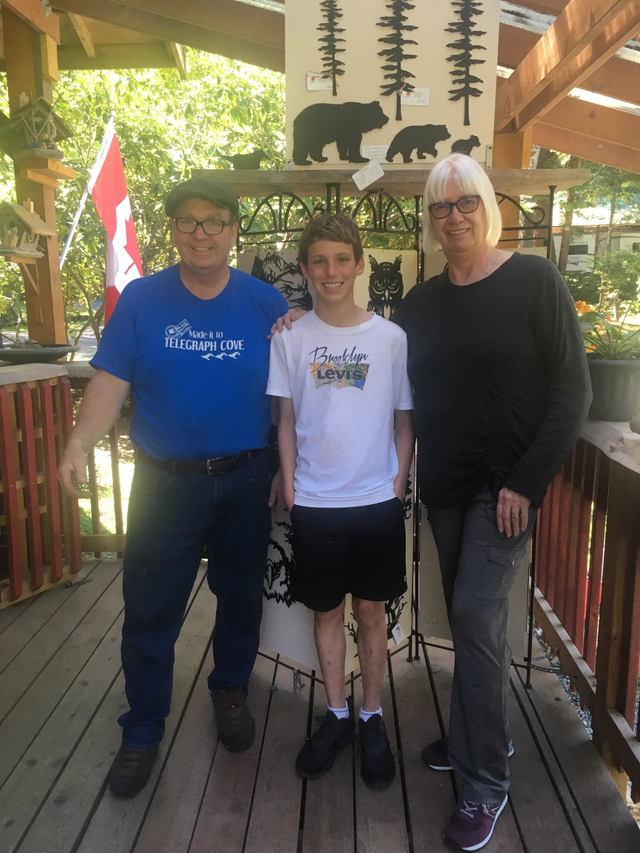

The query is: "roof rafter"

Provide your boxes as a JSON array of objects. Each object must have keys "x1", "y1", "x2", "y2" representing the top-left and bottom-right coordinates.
[
  {"x1": 495, "y1": 0, "x2": 640, "y2": 132},
  {"x1": 498, "y1": 22, "x2": 640, "y2": 107},
  {"x1": 533, "y1": 94, "x2": 640, "y2": 173},
  {"x1": 51, "y1": 0, "x2": 285, "y2": 71},
  {"x1": 67, "y1": 12, "x2": 96, "y2": 58},
  {"x1": 497, "y1": 1, "x2": 640, "y2": 132}
]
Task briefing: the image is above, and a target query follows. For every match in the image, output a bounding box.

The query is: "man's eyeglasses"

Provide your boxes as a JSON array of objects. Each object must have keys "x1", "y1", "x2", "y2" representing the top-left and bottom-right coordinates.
[
  {"x1": 173, "y1": 217, "x2": 232, "y2": 235},
  {"x1": 428, "y1": 195, "x2": 481, "y2": 219}
]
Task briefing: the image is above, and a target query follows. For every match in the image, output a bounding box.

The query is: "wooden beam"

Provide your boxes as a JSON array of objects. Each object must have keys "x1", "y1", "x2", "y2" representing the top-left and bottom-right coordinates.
[
  {"x1": 505, "y1": 2, "x2": 640, "y2": 132},
  {"x1": 2, "y1": 8, "x2": 66, "y2": 344},
  {"x1": 51, "y1": 0, "x2": 285, "y2": 72},
  {"x1": 0, "y1": 0, "x2": 60, "y2": 41},
  {"x1": 67, "y1": 11, "x2": 96, "y2": 58},
  {"x1": 533, "y1": 122, "x2": 640, "y2": 173},
  {"x1": 495, "y1": 0, "x2": 640, "y2": 132},
  {"x1": 509, "y1": 0, "x2": 569, "y2": 12},
  {"x1": 499, "y1": 22, "x2": 640, "y2": 109},
  {"x1": 165, "y1": 41, "x2": 187, "y2": 79},
  {"x1": 80, "y1": 533, "x2": 126, "y2": 551},
  {"x1": 58, "y1": 42, "x2": 179, "y2": 70},
  {"x1": 532, "y1": 94, "x2": 640, "y2": 173},
  {"x1": 109, "y1": 0, "x2": 283, "y2": 49}
]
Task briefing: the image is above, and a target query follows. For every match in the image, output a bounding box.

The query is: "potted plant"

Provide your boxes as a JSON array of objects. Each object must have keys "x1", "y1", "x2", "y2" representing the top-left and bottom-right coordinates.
[{"x1": 581, "y1": 311, "x2": 640, "y2": 421}]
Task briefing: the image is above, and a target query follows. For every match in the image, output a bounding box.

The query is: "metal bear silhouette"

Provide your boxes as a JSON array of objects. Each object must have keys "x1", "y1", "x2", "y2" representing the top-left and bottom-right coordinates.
[
  {"x1": 386, "y1": 123, "x2": 451, "y2": 163},
  {"x1": 293, "y1": 101, "x2": 389, "y2": 165},
  {"x1": 451, "y1": 135, "x2": 481, "y2": 156},
  {"x1": 251, "y1": 252, "x2": 313, "y2": 312},
  {"x1": 367, "y1": 254, "x2": 404, "y2": 319}
]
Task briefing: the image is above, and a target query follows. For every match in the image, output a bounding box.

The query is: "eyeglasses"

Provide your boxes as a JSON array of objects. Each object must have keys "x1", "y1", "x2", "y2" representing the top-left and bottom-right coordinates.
[
  {"x1": 172, "y1": 217, "x2": 232, "y2": 235},
  {"x1": 428, "y1": 196, "x2": 481, "y2": 219}
]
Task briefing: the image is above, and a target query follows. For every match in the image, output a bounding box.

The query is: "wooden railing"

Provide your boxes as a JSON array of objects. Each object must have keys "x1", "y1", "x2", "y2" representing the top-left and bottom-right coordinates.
[
  {"x1": 67, "y1": 366, "x2": 126, "y2": 556},
  {"x1": 535, "y1": 424, "x2": 640, "y2": 799}
]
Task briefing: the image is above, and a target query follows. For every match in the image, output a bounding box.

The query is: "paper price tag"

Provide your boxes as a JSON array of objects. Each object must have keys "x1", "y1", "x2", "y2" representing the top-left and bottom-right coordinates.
[
  {"x1": 401, "y1": 87, "x2": 430, "y2": 106},
  {"x1": 362, "y1": 145, "x2": 390, "y2": 162},
  {"x1": 391, "y1": 623, "x2": 405, "y2": 645},
  {"x1": 352, "y1": 160, "x2": 384, "y2": 191},
  {"x1": 307, "y1": 72, "x2": 333, "y2": 91}
]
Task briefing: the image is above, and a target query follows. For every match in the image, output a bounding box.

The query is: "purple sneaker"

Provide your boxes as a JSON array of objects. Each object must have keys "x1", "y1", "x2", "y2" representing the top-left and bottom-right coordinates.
[
  {"x1": 443, "y1": 795, "x2": 508, "y2": 851},
  {"x1": 422, "y1": 738, "x2": 514, "y2": 771}
]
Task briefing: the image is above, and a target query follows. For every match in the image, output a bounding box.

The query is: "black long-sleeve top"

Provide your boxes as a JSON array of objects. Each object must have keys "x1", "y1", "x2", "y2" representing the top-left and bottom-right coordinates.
[{"x1": 393, "y1": 252, "x2": 592, "y2": 507}]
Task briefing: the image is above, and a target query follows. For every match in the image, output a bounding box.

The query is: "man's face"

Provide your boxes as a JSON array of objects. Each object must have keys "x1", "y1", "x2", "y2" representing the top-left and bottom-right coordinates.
[
  {"x1": 171, "y1": 197, "x2": 238, "y2": 277},
  {"x1": 301, "y1": 240, "x2": 364, "y2": 309}
]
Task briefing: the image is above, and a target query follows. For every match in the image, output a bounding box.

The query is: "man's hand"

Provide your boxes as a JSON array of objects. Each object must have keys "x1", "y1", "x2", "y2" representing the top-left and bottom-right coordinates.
[
  {"x1": 268, "y1": 308, "x2": 307, "y2": 339},
  {"x1": 268, "y1": 468, "x2": 287, "y2": 512},
  {"x1": 496, "y1": 487, "x2": 531, "y2": 537},
  {"x1": 58, "y1": 440, "x2": 91, "y2": 498}
]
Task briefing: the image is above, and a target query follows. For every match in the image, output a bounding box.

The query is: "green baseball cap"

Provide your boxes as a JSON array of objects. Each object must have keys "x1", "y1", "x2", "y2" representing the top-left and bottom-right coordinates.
[{"x1": 165, "y1": 177, "x2": 239, "y2": 219}]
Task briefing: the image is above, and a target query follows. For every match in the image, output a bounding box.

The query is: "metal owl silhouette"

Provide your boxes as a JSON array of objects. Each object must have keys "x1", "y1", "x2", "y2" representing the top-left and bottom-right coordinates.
[{"x1": 367, "y1": 254, "x2": 404, "y2": 319}]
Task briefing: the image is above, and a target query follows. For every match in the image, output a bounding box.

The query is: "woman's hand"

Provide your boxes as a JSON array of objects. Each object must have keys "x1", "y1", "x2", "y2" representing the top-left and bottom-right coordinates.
[
  {"x1": 268, "y1": 308, "x2": 307, "y2": 339},
  {"x1": 496, "y1": 487, "x2": 531, "y2": 537}
]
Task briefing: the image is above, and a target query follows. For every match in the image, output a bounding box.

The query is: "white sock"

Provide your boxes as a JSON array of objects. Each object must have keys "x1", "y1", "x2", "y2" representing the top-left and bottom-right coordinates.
[
  {"x1": 359, "y1": 707, "x2": 382, "y2": 723},
  {"x1": 328, "y1": 703, "x2": 350, "y2": 720}
]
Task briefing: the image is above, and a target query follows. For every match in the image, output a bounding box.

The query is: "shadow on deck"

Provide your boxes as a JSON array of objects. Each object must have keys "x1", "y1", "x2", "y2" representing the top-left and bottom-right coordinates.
[{"x1": 0, "y1": 559, "x2": 638, "y2": 853}]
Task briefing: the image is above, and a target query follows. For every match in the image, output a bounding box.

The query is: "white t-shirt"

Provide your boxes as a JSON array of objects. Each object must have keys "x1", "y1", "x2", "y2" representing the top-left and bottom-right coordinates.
[{"x1": 266, "y1": 310, "x2": 413, "y2": 508}]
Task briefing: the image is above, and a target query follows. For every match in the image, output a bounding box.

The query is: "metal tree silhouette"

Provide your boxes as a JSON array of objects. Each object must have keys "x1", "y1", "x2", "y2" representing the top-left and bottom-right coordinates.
[
  {"x1": 446, "y1": 0, "x2": 486, "y2": 126},
  {"x1": 377, "y1": 0, "x2": 418, "y2": 121},
  {"x1": 317, "y1": 0, "x2": 346, "y2": 96}
]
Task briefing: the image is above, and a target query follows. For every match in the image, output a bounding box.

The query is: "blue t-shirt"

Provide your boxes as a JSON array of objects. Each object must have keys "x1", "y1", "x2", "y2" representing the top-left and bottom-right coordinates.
[{"x1": 91, "y1": 264, "x2": 287, "y2": 461}]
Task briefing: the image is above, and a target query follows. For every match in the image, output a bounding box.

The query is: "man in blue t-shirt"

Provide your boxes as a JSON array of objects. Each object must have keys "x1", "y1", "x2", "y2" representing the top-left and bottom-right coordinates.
[{"x1": 58, "y1": 177, "x2": 287, "y2": 798}]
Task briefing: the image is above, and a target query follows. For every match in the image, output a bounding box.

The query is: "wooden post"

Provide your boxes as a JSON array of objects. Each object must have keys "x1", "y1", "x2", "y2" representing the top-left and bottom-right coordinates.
[
  {"x1": 593, "y1": 460, "x2": 640, "y2": 795},
  {"x1": 2, "y1": 8, "x2": 66, "y2": 344},
  {"x1": 492, "y1": 131, "x2": 533, "y2": 247}
]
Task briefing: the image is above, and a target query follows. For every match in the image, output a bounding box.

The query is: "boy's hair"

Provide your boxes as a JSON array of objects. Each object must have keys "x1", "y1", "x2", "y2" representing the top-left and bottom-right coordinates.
[{"x1": 298, "y1": 213, "x2": 364, "y2": 266}]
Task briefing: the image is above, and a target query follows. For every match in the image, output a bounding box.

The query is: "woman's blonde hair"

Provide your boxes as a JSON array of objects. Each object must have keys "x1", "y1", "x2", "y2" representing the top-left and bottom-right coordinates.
[{"x1": 423, "y1": 154, "x2": 502, "y2": 254}]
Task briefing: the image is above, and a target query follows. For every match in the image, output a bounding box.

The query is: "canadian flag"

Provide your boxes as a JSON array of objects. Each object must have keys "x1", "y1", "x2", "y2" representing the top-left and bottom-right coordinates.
[{"x1": 88, "y1": 121, "x2": 143, "y2": 323}]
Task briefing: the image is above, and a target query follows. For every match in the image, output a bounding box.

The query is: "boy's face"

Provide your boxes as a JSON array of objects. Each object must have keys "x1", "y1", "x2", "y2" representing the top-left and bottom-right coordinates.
[{"x1": 301, "y1": 240, "x2": 365, "y2": 308}]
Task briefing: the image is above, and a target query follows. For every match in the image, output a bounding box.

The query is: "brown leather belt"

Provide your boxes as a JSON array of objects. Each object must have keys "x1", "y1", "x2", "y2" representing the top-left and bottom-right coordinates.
[{"x1": 136, "y1": 448, "x2": 266, "y2": 476}]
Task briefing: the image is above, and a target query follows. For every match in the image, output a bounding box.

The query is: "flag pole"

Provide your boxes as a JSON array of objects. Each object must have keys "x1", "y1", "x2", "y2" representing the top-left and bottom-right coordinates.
[{"x1": 59, "y1": 113, "x2": 116, "y2": 270}]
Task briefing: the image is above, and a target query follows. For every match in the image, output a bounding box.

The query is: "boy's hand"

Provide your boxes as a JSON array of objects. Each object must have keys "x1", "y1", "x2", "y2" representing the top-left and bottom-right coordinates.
[
  {"x1": 284, "y1": 484, "x2": 295, "y2": 513},
  {"x1": 268, "y1": 308, "x2": 307, "y2": 340},
  {"x1": 393, "y1": 477, "x2": 407, "y2": 503}
]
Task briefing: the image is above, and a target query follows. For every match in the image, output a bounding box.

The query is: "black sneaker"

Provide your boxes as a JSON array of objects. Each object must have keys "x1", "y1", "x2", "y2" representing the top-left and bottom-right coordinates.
[
  {"x1": 359, "y1": 714, "x2": 395, "y2": 789},
  {"x1": 212, "y1": 688, "x2": 256, "y2": 752},
  {"x1": 296, "y1": 697, "x2": 355, "y2": 779},
  {"x1": 108, "y1": 743, "x2": 159, "y2": 798}
]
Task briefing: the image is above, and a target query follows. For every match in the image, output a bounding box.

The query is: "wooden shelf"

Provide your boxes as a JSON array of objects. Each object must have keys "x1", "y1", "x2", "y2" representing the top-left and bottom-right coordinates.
[{"x1": 193, "y1": 168, "x2": 591, "y2": 199}]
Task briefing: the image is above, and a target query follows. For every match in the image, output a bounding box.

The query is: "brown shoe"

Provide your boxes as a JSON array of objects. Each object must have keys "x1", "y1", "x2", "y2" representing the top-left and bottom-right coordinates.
[
  {"x1": 212, "y1": 688, "x2": 255, "y2": 752},
  {"x1": 108, "y1": 743, "x2": 159, "y2": 798}
]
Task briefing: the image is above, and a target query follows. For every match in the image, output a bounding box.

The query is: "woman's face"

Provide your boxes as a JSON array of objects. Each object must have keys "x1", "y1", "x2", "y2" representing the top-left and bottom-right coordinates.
[{"x1": 430, "y1": 179, "x2": 488, "y2": 257}]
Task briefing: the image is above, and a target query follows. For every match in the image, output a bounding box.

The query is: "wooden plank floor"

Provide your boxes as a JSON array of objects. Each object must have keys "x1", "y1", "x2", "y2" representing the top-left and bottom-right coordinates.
[{"x1": 1, "y1": 559, "x2": 639, "y2": 853}]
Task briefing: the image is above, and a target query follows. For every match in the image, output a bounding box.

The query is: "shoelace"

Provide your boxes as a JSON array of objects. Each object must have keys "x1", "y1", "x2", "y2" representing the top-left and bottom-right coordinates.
[{"x1": 460, "y1": 800, "x2": 480, "y2": 820}]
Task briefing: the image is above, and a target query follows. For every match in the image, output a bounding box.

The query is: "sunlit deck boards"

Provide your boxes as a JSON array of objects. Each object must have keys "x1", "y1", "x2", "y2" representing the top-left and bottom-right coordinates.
[{"x1": 0, "y1": 559, "x2": 638, "y2": 853}]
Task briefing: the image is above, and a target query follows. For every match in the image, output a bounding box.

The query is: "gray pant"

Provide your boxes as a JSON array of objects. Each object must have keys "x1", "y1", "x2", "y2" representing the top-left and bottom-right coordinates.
[{"x1": 426, "y1": 486, "x2": 536, "y2": 803}]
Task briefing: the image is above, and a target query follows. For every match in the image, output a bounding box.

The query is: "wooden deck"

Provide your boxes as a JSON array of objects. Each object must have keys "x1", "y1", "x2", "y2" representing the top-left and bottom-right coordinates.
[{"x1": 1, "y1": 559, "x2": 639, "y2": 853}]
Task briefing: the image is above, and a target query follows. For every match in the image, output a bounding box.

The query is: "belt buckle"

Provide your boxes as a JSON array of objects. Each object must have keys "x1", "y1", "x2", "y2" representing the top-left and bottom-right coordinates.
[{"x1": 206, "y1": 456, "x2": 224, "y2": 476}]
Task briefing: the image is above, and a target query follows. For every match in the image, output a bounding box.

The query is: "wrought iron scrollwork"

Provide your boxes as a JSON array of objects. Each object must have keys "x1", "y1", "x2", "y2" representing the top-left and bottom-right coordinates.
[
  {"x1": 343, "y1": 190, "x2": 419, "y2": 236},
  {"x1": 238, "y1": 192, "x2": 324, "y2": 244},
  {"x1": 495, "y1": 193, "x2": 547, "y2": 228}
]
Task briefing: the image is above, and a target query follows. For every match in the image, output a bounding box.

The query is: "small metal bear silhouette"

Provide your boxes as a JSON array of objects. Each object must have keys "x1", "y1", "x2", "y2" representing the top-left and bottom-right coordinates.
[{"x1": 367, "y1": 255, "x2": 404, "y2": 319}]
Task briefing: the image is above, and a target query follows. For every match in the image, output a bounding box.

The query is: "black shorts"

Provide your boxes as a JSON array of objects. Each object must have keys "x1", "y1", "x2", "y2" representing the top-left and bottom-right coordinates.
[{"x1": 289, "y1": 498, "x2": 408, "y2": 612}]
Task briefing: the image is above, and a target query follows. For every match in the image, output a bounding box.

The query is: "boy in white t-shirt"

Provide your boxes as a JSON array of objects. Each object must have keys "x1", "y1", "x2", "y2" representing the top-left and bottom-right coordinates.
[{"x1": 266, "y1": 214, "x2": 414, "y2": 789}]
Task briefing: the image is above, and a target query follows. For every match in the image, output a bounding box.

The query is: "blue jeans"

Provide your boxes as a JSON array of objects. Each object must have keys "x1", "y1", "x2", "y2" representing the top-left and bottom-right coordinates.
[{"x1": 118, "y1": 451, "x2": 272, "y2": 750}]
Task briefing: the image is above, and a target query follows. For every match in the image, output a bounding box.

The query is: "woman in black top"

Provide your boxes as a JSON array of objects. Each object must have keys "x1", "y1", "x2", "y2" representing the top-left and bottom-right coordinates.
[{"x1": 393, "y1": 153, "x2": 591, "y2": 851}]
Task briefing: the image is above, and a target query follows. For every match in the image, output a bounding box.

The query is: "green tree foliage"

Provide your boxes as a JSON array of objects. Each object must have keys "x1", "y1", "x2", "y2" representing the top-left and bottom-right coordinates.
[{"x1": 0, "y1": 50, "x2": 285, "y2": 345}]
